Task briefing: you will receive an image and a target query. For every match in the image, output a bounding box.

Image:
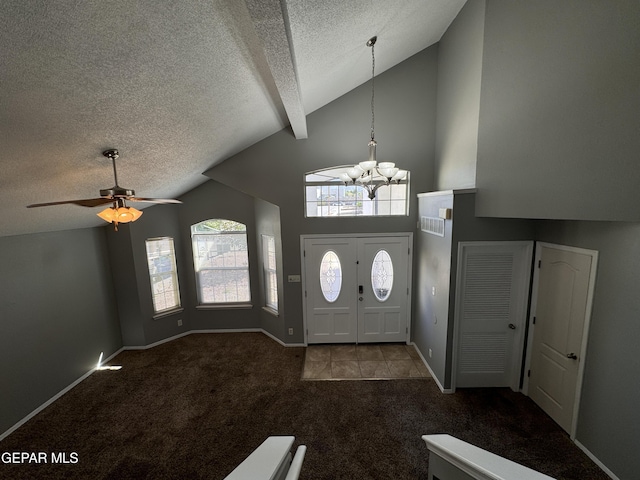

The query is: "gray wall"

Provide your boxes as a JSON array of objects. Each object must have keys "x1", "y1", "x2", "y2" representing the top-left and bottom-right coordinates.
[
  {"x1": 177, "y1": 180, "x2": 261, "y2": 332},
  {"x1": 105, "y1": 179, "x2": 265, "y2": 347},
  {"x1": 254, "y1": 198, "x2": 285, "y2": 339},
  {"x1": 535, "y1": 220, "x2": 640, "y2": 480},
  {"x1": 106, "y1": 203, "x2": 189, "y2": 346},
  {"x1": 106, "y1": 223, "x2": 145, "y2": 346},
  {"x1": 206, "y1": 46, "x2": 439, "y2": 343},
  {"x1": 475, "y1": 0, "x2": 640, "y2": 220},
  {"x1": 415, "y1": 192, "x2": 456, "y2": 388},
  {"x1": 0, "y1": 228, "x2": 121, "y2": 435},
  {"x1": 435, "y1": 0, "x2": 485, "y2": 190},
  {"x1": 414, "y1": 191, "x2": 534, "y2": 389},
  {"x1": 429, "y1": 3, "x2": 640, "y2": 476}
]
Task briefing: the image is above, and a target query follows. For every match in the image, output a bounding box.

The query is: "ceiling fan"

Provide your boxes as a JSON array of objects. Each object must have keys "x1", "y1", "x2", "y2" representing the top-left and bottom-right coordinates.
[{"x1": 27, "y1": 149, "x2": 182, "y2": 229}]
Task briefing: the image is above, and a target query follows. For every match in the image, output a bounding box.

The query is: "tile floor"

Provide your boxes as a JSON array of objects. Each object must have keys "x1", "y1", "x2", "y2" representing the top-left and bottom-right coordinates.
[{"x1": 302, "y1": 344, "x2": 432, "y2": 380}]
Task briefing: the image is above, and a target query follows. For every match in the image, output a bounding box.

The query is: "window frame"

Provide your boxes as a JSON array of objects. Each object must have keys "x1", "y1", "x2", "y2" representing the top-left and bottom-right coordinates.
[
  {"x1": 190, "y1": 219, "x2": 252, "y2": 307},
  {"x1": 145, "y1": 237, "x2": 182, "y2": 316},
  {"x1": 261, "y1": 234, "x2": 279, "y2": 315}
]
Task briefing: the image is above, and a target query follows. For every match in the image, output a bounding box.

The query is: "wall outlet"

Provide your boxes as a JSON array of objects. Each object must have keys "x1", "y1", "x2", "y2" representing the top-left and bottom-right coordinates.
[
  {"x1": 288, "y1": 328, "x2": 294, "y2": 335},
  {"x1": 177, "y1": 319, "x2": 183, "y2": 327},
  {"x1": 288, "y1": 275, "x2": 301, "y2": 283},
  {"x1": 429, "y1": 348, "x2": 433, "y2": 358},
  {"x1": 431, "y1": 286, "x2": 436, "y2": 296}
]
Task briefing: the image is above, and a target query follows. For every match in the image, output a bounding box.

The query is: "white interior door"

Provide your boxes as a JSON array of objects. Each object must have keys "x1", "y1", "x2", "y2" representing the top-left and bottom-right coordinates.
[
  {"x1": 528, "y1": 244, "x2": 595, "y2": 434},
  {"x1": 303, "y1": 235, "x2": 411, "y2": 344},
  {"x1": 357, "y1": 236, "x2": 410, "y2": 343},
  {"x1": 453, "y1": 242, "x2": 533, "y2": 390},
  {"x1": 304, "y1": 238, "x2": 357, "y2": 344}
]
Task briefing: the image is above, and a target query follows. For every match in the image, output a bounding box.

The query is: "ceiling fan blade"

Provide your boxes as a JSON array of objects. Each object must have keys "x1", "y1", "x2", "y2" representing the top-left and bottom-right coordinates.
[
  {"x1": 27, "y1": 198, "x2": 115, "y2": 208},
  {"x1": 129, "y1": 197, "x2": 182, "y2": 204}
]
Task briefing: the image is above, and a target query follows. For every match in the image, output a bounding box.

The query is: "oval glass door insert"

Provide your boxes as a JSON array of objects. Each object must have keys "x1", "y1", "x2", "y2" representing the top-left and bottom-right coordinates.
[
  {"x1": 320, "y1": 250, "x2": 342, "y2": 302},
  {"x1": 371, "y1": 249, "x2": 393, "y2": 301}
]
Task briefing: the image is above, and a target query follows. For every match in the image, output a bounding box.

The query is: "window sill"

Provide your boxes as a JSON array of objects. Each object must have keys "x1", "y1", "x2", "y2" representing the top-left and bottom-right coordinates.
[
  {"x1": 196, "y1": 304, "x2": 253, "y2": 310},
  {"x1": 262, "y1": 306, "x2": 279, "y2": 317},
  {"x1": 152, "y1": 307, "x2": 184, "y2": 320}
]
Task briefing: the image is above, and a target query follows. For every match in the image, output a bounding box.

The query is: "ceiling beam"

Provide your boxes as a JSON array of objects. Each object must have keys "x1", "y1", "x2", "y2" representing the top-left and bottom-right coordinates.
[{"x1": 245, "y1": 0, "x2": 308, "y2": 139}]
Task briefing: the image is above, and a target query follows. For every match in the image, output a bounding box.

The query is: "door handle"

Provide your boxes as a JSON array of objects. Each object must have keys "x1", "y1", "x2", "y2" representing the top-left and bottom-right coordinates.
[
  {"x1": 566, "y1": 353, "x2": 578, "y2": 360},
  {"x1": 508, "y1": 323, "x2": 516, "y2": 330},
  {"x1": 359, "y1": 297, "x2": 363, "y2": 301}
]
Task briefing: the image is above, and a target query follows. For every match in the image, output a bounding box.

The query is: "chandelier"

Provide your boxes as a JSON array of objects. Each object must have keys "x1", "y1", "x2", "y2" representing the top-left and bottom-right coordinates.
[{"x1": 338, "y1": 36, "x2": 408, "y2": 200}]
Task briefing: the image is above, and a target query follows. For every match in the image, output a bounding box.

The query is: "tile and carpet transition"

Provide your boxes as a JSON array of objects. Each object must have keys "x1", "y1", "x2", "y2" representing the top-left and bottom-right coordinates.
[{"x1": 303, "y1": 344, "x2": 431, "y2": 380}]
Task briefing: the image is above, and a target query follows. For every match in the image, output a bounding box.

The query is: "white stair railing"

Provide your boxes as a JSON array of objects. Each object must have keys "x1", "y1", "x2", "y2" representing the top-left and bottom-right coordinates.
[
  {"x1": 224, "y1": 436, "x2": 306, "y2": 480},
  {"x1": 422, "y1": 434, "x2": 555, "y2": 480}
]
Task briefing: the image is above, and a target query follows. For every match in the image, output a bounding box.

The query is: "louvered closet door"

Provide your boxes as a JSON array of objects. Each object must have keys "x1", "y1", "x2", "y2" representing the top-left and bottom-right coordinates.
[{"x1": 454, "y1": 242, "x2": 533, "y2": 390}]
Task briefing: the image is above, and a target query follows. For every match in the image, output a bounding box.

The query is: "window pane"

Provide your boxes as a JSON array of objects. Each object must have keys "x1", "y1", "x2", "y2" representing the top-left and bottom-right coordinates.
[
  {"x1": 390, "y1": 200, "x2": 407, "y2": 215},
  {"x1": 262, "y1": 235, "x2": 278, "y2": 311},
  {"x1": 191, "y1": 219, "x2": 251, "y2": 304},
  {"x1": 146, "y1": 237, "x2": 180, "y2": 313},
  {"x1": 371, "y1": 250, "x2": 393, "y2": 301},
  {"x1": 198, "y1": 269, "x2": 250, "y2": 303},
  {"x1": 375, "y1": 199, "x2": 391, "y2": 216}
]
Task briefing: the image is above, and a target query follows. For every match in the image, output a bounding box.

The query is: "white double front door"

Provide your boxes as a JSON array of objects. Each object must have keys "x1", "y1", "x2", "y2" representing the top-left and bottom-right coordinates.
[{"x1": 302, "y1": 235, "x2": 411, "y2": 344}]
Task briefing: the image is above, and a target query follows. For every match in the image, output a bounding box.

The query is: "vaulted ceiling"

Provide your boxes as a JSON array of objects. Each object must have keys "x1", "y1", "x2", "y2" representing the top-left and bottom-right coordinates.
[{"x1": 1, "y1": 0, "x2": 466, "y2": 237}]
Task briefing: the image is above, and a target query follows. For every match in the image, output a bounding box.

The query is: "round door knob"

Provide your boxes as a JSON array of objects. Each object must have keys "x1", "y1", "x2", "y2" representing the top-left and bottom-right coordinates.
[
  {"x1": 566, "y1": 353, "x2": 577, "y2": 360},
  {"x1": 359, "y1": 297, "x2": 363, "y2": 301},
  {"x1": 508, "y1": 323, "x2": 516, "y2": 330}
]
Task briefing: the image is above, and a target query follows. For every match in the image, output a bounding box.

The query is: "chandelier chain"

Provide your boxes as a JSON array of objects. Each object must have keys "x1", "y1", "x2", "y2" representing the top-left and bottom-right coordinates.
[{"x1": 370, "y1": 41, "x2": 375, "y2": 141}]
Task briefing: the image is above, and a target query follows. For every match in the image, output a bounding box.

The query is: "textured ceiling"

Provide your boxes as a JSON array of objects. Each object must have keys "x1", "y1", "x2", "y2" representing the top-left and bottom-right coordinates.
[{"x1": 0, "y1": 0, "x2": 466, "y2": 237}]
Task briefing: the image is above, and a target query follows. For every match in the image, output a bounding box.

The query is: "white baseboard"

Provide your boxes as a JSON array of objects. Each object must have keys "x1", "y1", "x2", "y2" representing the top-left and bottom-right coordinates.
[
  {"x1": 574, "y1": 440, "x2": 619, "y2": 480},
  {"x1": 259, "y1": 328, "x2": 304, "y2": 347},
  {"x1": 121, "y1": 329, "x2": 264, "y2": 351},
  {"x1": 410, "y1": 342, "x2": 453, "y2": 394},
  {"x1": 1, "y1": 329, "x2": 300, "y2": 441},
  {"x1": 1, "y1": 368, "x2": 94, "y2": 442}
]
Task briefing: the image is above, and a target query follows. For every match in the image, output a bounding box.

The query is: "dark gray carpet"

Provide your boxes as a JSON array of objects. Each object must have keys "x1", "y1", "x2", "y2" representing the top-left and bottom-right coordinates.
[{"x1": 0, "y1": 333, "x2": 609, "y2": 479}]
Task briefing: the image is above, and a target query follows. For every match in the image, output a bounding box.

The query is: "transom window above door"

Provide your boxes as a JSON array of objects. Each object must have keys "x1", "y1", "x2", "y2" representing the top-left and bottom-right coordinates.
[{"x1": 304, "y1": 166, "x2": 409, "y2": 218}]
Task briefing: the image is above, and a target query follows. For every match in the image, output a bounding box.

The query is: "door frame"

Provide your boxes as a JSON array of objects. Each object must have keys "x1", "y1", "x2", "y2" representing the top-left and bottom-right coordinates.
[
  {"x1": 522, "y1": 242, "x2": 598, "y2": 440},
  {"x1": 300, "y1": 233, "x2": 413, "y2": 346},
  {"x1": 451, "y1": 241, "x2": 534, "y2": 393}
]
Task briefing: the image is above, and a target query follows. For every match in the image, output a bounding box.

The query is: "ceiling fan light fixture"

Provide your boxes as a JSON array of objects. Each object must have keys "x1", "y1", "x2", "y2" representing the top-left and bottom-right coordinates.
[
  {"x1": 27, "y1": 148, "x2": 181, "y2": 232},
  {"x1": 97, "y1": 204, "x2": 143, "y2": 226}
]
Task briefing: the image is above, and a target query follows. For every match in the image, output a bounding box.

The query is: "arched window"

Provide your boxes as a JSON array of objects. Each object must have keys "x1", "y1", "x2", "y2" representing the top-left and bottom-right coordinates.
[{"x1": 191, "y1": 219, "x2": 251, "y2": 305}]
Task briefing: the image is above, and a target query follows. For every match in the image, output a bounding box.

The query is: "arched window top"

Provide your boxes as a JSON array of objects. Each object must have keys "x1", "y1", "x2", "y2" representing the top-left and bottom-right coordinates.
[
  {"x1": 304, "y1": 166, "x2": 410, "y2": 218},
  {"x1": 191, "y1": 219, "x2": 246, "y2": 234}
]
